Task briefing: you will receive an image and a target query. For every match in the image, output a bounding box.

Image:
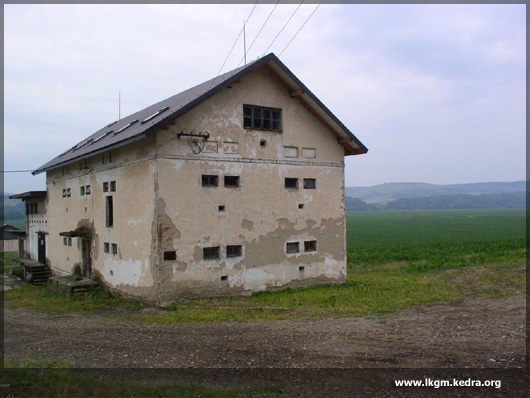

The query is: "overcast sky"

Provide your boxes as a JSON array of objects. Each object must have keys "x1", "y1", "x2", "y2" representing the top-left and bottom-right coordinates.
[{"x1": 3, "y1": 4, "x2": 526, "y2": 193}]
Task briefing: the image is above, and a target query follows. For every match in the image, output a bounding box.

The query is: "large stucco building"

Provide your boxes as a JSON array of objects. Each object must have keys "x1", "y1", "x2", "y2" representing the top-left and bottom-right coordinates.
[{"x1": 32, "y1": 53, "x2": 367, "y2": 305}]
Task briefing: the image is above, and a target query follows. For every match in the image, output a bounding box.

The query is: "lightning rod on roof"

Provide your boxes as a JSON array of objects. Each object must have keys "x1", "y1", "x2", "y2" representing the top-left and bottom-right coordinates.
[{"x1": 243, "y1": 21, "x2": 247, "y2": 66}]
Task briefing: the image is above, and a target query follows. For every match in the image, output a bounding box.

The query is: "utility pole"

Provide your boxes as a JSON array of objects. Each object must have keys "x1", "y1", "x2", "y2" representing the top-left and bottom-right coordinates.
[{"x1": 243, "y1": 21, "x2": 247, "y2": 65}]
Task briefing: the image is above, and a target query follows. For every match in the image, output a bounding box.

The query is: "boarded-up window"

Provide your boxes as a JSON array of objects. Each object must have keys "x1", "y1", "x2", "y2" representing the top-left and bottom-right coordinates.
[
  {"x1": 106, "y1": 196, "x2": 113, "y2": 227},
  {"x1": 223, "y1": 141, "x2": 239, "y2": 154},
  {"x1": 302, "y1": 148, "x2": 316, "y2": 159},
  {"x1": 283, "y1": 146, "x2": 298, "y2": 158},
  {"x1": 203, "y1": 246, "x2": 220, "y2": 260},
  {"x1": 285, "y1": 178, "x2": 298, "y2": 189},
  {"x1": 286, "y1": 242, "x2": 299, "y2": 254},
  {"x1": 203, "y1": 140, "x2": 218, "y2": 154},
  {"x1": 227, "y1": 245, "x2": 242, "y2": 257}
]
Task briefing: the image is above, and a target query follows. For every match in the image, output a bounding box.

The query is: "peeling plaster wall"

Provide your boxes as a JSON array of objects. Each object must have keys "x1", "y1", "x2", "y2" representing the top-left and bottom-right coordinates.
[
  {"x1": 154, "y1": 67, "x2": 347, "y2": 303},
  {"x1": 46, "y1": 137, "x2": 158, "y2": 301}
]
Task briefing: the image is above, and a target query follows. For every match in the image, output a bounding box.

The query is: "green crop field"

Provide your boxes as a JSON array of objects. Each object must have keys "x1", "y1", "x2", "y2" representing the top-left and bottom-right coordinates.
[
  {"x1": 5, "y1": 209, "x2": 527, "y2": 323},
  {"x1": 347, "y1": 209, "x2": 526, "y2": 272}
]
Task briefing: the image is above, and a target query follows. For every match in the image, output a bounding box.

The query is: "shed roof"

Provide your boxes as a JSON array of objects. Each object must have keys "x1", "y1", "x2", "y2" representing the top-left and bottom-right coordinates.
[
  {"x1": 34, "y1": 53, "x2": 367, "y2": 175},
  {"x1": 9, "y1": 191, "x2": 47, "y2": 200}
]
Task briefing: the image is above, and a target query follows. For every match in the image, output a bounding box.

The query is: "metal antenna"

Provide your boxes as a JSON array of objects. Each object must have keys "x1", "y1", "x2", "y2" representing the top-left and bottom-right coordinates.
[
  {"x1": 118, "y1": 89, "x2": 121, "y2": 120},
  {"x1": 243, "y1": 21, "x2": 247, "y2": 65}
]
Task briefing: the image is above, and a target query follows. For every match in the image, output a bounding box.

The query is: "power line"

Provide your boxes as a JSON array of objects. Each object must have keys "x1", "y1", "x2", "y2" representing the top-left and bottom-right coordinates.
[
  {"x1": 262, "y1": 1, "x2": 304, "y2": 56},
  {"x1": 236, "y1": 0, "x2": 280, "y2": 68},
  {"x1": 214, "y1": 1, "x2": 259, "y2": 79},
  {"x1": 279, "y1": 1, "x2": 322, "y2": 56}
]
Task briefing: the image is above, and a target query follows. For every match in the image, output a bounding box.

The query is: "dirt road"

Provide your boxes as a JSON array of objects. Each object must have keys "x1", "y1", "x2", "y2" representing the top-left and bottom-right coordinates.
[{"x1": 4, "y1": 295, "x2": 525, "y2": 368}]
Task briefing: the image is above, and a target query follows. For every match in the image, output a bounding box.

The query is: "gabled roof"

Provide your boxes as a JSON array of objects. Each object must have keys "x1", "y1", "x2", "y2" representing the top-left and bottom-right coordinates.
[{"x1": 34, "y1": 53, "x2": 367, "y2": 175}]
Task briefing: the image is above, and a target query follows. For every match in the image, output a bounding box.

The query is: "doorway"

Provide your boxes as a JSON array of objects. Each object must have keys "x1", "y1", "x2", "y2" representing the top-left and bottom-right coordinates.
[
  {"x1": 37, "y1": 232, "x2": 46, "y2": 264},
  {"x1": 81, "y1": 238, "x2": 92, "y2": 277}
]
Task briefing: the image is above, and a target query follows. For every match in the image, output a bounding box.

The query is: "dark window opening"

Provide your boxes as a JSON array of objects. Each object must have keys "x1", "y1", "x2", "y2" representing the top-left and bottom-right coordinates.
[
  {"x1": 203, "y1": 246, "x2": 220, "y2": 260},
  {"x1": 62, "y1": 189, "x2": 66, "y2": 198},
  {"x1": 80, "y1": 186, "x2": 85, "y2": 196},
  {"x1": 227, "y1": 245, "x2": 242, "y2": 257},
  {"x1": 221, "y1": 275, "x2": 228, "y2": 281},
  {"x1": 285, "y1": 178, "x2": 298, "y2": 189},
  {"x1": 304, "y1": 240, "x2": 317, "y2": 252},
  {"x1": 243, "y1": 105, "x2": 282, "y2": 132},
  {"x1": 66, "y1": 188, "x2": 71, "y2": 197},
  {"x1": 299, "y1": 266, "x2": 305, "y2": 272},
  {"x1": 106, "y1": 196, "x2": 113, "y2": 227},
  {"x1": 224, "y1": 175, "x2": 240, "y2": 188},
  {"x1": 110, "y1": 181, "x2": 116, "y2": 192},
  {"x1": 218, "y1": 205, "x2": 225, "y2": 212},
  {"x1": 298, "y1": 203, "x2": 304, "y2": 209},
  {"x1": 111, "y1": 243, "x2": 118, "y2": 255},
  {"x1": 85, "y1": 185, "x2": 91, "y2": 195},
  {"x1": 163, "y1": 251, "x2": 177, "y2": 261},
  {"x1": 68, "y1": 237, "x2": 72, "y2": 246},
  {"x1": 104, "y1": 242, "x2": 110, "y2": 253},
  {"x1": 260, "y1": 139, "x2": 267, "y2": 147},
  {"x1": 286, "y1": 242, "x2": 299, "y2": 254},
  {"x1": 103, "y1": 182, "x2": 109, "y2": 192},
  {"x1": 63, "y1": 237, "x2": 67, "y2": 246},
  {"x1": 202, "y1": 175, "x2": 218, "y2": 187},
  {"x1": 303, "y1": 178, "x2": 316, "y2": 189}
]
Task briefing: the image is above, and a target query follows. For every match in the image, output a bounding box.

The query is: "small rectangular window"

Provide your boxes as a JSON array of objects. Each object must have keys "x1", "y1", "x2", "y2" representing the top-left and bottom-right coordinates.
[
  {"x1": 62, "y1": 189, "x2": 66, "y2": 198},
  {"x1": 303, "y1": 178, "x2": 316, "y2": 189},
  {"x1": 224, "y1": 176, "x2": 240, "y2": 188},
  {"x1": 80, "y1": 186, "x2": 85, "y2": 196},
  {"x1": 226, "y1": 245, "x2": 242, "y2": 257},
  {"x1": 66, "y1": 188, "x2": 71, "y2": 197},
  {"x1": 104, "y1": 242, "x2": 110, "y2": 253},
  {"x1": 286, "y1": 242, "x2": 300, "y2": 254},
  {"x1": 221, "y1": 275, "x2": 228, "y2": 281},
  {"x1": 110, "y1": 181, "x2": 116, "y2": 192},
  {"x1": 111, "y1": 243, "x2": 118, "y2": 255},
  {"x1": 203, "y1": 246, "x2": 220, "y2": 260},
  {"x1": 202, "y1": 175, "x2": 218, "y2": 187},
  {"x1": 304, "y1": 240, "x2": 317, "y2": 252},
  {"x1": 63, "y1": 237, "x2": 67, "y2": 245},
  {"x1": 163, "y1": 251, "x2": 177, "y2": 261},
  {"x1": 103, "y1": 182, "x2": 109, "y2": 192},
  {"x1": 218, "y1": 205, "x2": 225, "y2": 212},
  {"x1": 106, "y1": 196, "x2": 113, "y2": 227},
  {"x1": 285, "y1": 178, "x2": 298, "y2": 189},
  {"x1": 85, "y1": 185, "x2": 91, "y2": 195},
  {"x1": 302, "y1": 148, "x2": 316, "y2": 159},
  {"x1": 68, "y1": 237, "x2": 72, "y2": 246}
]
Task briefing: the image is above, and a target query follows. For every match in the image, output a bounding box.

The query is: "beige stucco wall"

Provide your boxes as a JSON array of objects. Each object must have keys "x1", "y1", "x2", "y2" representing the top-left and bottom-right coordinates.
[
  {"x1": 45, "y1": 66, "x2": 348, "y2": 304},
  {"x1": 154, "y1": 67, "x2": 347, "y2": 303},
  {"x1": 46, "y1": 137, "x2": 158, "y2": 300}
]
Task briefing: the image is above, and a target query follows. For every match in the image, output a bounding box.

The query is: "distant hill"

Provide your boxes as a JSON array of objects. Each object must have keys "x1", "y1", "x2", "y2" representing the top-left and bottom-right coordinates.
[
  {"x1": 2, "y1": 193, "x2": 25, "y2": 220},
  {"x1": 346, "y1": 181, "x2": 526, "y2": 205}
]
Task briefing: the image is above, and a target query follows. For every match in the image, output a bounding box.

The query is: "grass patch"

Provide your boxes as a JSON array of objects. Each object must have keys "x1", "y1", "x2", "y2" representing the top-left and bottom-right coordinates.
[
  {"x1": 1, "y1": 251, "x2": 21, "y2": 274},
  {"x1": 4, "y1": 283, "x2": 143, "y2": 313},
  {"x1": 0, "y1": 366, "x2": 287, "y2": 397}
]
